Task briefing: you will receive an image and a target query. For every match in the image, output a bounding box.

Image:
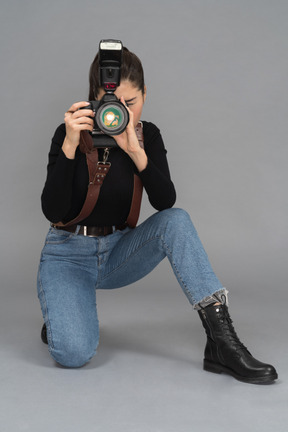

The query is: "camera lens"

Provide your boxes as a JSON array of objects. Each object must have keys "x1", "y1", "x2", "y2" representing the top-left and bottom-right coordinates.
[{"x1": 96, "y1": 101, "x2": 129, "y2": 135}]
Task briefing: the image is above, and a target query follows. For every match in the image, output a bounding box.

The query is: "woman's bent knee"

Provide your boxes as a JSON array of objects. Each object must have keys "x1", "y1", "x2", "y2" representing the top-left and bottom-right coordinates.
[
  {"x1": 156, "y1": 208, "x2": 194, "y2": 233},
  {"x1": 157, "y1": 208, "x2": 191, "y2": 223},
  {"x1": 49, "y1": 340, "x2": 99, "y2": 368}
]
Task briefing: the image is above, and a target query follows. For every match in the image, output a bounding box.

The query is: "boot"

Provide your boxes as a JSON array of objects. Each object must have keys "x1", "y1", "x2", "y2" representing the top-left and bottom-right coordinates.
[
  {"x1": 198, "y1": 301, "x2": 278, "y2": 384},
  {"x1": 41, "y1": 323, "x2": 48, "y2": 345}
]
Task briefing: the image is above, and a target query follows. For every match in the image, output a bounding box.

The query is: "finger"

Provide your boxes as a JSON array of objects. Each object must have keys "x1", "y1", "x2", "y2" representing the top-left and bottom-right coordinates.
[
  {"x1": 72, "y1": 109, "x2": 95, "y2": 118},
  {"x1": 76, "y1": 116, "x2": 94, "y2": 124},
  {"x1": 67, "y1": 122, "x2": 94, "y2": 132},
  {"x1": 120, "y1": 96, "x2": 129, "y2": 111},
  {"x1": 113, "y1": 131, "x2": 125, "y2": 141},
  {"x1": 66, "y1": 101, "x2": 90, "y2": 114},
  {"x1": 112, "y1": 134, "x2": 126, "y2": 151},
  {"x1": 67, "y1": 116, "x2": 94, "y2": 127},
  {"x1": 120, "y1": 97, "x2": 134, "y2": 126}
]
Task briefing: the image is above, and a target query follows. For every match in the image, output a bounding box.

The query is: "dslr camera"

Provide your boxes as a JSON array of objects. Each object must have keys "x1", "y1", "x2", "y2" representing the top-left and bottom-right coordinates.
[{"x1": 83, "y1": 39, "x2": 129, "y2": 148}]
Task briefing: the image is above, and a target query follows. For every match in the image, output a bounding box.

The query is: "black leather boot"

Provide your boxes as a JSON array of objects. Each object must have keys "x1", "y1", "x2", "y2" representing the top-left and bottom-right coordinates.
[
  {"x1": 198, "y1": 301, "x2": 278, "y2": 384},
  {"x1": 41, "y1": 323, "x2": 48, "y2": 345}
]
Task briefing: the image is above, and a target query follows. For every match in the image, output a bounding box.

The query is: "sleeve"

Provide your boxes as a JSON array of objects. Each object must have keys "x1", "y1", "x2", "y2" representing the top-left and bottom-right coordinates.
[
  {"x1": 41, "y1": 124, "x2": 77, "y2": 223},
  {"x1": 138, "y1": 122, "x2": 176, "y2": 210}
]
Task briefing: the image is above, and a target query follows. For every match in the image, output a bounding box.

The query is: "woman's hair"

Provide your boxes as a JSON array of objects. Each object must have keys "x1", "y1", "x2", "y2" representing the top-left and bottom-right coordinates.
[{"x1": 88, "y1": 46, "x2": 145, "y2": 100}]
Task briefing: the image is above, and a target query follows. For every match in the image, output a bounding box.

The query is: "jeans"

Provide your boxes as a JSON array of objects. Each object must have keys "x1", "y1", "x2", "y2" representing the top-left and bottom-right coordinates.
[{"x1": 37, "y1": 208, "x2": 224, "y2": 367}]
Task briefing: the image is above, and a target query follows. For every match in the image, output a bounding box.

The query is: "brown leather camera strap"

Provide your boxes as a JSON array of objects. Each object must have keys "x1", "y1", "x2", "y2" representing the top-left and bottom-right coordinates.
[
  {"x1": 56, "y1": 123, "x2": 144, "y2": 228},
  {"x1": 126, "y1": 122, "x2": 144, "y2": 228}
]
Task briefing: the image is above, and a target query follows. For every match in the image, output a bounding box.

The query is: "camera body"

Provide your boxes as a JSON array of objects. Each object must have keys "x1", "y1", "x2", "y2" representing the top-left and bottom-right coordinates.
[{"x1": 84, "y1": 39, "x2": 129, "y2": 148}]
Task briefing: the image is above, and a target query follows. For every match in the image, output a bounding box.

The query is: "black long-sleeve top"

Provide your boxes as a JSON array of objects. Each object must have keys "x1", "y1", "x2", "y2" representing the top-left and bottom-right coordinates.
[{"x1": 41, "y1": 121, "x2": 176, "y2": 226}]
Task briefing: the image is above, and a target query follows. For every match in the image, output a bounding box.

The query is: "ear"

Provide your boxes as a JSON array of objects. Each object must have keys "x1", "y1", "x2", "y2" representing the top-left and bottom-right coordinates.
[{"x1": 143, "y1": 85, "x2": 147, "y2": 103}]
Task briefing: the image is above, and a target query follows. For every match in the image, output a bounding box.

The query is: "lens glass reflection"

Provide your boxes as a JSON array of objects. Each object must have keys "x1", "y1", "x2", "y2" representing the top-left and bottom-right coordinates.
[{"x1": 101, "y1": 106, "x2": 123, "y2": 130}]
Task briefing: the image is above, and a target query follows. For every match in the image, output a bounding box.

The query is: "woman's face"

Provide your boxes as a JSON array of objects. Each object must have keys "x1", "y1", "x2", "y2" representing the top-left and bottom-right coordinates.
[{"x1": 97, "y1": 80, "x2": 146, "y2": 127}]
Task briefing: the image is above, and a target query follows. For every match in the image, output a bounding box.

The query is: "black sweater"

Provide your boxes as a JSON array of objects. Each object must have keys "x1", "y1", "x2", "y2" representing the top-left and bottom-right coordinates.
[{"x1": 41, "y1": 121, "x2": 176, "y2": 226}]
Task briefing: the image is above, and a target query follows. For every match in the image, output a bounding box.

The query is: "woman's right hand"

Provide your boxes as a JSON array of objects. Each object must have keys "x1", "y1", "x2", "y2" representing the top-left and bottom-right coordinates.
[{"x1": 62, "y1": 101, "x2": 94, "y2": 159}]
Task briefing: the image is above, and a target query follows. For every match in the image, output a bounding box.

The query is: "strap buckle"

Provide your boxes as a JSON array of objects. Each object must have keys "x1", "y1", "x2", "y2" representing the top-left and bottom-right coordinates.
[{"x1": 90, "y1": 160, "x2": 111, "y2": 185}]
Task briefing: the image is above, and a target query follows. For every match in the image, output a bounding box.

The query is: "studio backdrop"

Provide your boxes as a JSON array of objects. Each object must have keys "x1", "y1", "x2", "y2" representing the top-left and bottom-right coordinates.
[{"x1": 0, "y1": 0, "x2": 287, "y2": 309}]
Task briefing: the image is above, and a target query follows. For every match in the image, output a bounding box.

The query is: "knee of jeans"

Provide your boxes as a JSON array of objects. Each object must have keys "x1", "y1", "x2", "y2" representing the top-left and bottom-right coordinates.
[
  {"x1": 159, "y1": 208, "x2": 194, "y2": 232},
  {"x1": 49, "y1": 337, "x2": 99, "y2": 368}
]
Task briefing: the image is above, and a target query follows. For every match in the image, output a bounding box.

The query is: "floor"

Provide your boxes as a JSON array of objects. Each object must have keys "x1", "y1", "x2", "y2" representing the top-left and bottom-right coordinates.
[{"x1": 1, "y1": 262, "x2": 287, "y2": 432}]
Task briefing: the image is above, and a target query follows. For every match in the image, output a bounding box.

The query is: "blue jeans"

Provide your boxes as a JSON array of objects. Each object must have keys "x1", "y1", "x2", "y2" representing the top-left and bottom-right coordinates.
[{"x1": 37, "y1": 208, "x2": 224, "y2": 367}]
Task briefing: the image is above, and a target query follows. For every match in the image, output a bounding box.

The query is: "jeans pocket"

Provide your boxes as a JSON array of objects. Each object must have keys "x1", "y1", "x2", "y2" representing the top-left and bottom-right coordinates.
[{"x1": 45, "y1": 227, "x2": 74, "y2": 245}]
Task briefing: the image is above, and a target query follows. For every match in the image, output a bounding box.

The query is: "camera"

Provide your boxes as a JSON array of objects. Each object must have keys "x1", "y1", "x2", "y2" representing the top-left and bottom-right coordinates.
[{"x1": 83, "y1": 39, "x2": 129, "y2": 148}]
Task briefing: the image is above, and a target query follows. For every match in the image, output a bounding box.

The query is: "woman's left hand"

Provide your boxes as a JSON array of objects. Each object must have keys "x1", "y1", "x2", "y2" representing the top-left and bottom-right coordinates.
[{"x1": 113, "y1": 97, "x2": 148, "y2": 172}]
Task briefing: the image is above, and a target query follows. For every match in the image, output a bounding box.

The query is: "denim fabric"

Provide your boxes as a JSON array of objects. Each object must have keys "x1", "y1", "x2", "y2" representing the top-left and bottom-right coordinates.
[{"x1": 37, "y1": 208, "x2": 224, "y2": 367}]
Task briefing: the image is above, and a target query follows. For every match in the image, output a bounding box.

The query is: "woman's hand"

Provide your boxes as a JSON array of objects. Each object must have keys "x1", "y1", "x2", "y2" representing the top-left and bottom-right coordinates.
[
  {"x1": 113, "y1": 97, "x2": 148, "y2": 172},
  {"x1": 62, "y1": 101, "x2": 94, "y2": 159}
]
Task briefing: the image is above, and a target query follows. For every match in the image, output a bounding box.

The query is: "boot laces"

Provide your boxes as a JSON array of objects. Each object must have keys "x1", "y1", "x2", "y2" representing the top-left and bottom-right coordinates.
[{"x1": 214, "y1": 294, "x2": 250, "y2": 353}]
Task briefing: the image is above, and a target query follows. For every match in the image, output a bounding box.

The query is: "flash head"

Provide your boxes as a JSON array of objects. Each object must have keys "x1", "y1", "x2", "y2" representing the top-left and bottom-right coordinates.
[{"x1": 99, "y1": 39, "x2": 123, "y2": 92}]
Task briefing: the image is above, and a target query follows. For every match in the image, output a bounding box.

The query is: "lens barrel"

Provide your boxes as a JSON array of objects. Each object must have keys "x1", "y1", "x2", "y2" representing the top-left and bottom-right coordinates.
[{"x1": 96, "y1": 101, "x2": 129, "y2": 135}]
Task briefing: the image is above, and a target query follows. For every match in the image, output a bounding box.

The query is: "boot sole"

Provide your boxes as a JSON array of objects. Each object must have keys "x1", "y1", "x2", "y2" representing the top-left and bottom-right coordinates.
[
  {"x1": 41, "y1": 324, "x2": 48, "y2": 345},
  {"x1": 203, "y1": 359, "x2": 278, "y2": 384}
]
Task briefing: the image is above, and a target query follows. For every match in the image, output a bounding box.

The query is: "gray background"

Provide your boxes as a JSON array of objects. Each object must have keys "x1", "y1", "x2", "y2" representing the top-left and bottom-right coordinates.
[{"x1": 1, "y1": 0, "x2": 287, "y2": 431}]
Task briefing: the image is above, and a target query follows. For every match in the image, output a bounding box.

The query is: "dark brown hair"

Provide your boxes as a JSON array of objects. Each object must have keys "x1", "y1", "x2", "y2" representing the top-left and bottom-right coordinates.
[{"x1": 88, "y1": 46, "x2": 145, "y2": 100}]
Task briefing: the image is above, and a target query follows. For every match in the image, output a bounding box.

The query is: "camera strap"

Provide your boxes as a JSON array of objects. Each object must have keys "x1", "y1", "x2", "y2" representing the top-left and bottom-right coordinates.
[
  {"x1": 55, "y1": 123, "x2": 144, "y2": 228},
  {"x1": 126, "y1": 122, "x2": 144, "y2": 227}
]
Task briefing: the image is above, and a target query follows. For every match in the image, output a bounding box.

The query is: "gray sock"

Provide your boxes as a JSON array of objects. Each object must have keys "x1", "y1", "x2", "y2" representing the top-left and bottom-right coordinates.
[{"x1": 194, "y1": 288, "x2": 229, "y2": 310}]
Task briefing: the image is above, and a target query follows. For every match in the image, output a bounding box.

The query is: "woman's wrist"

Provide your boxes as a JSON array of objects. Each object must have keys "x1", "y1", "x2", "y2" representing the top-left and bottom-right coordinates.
[
  {"x1": 127, "y1": 147, "x2": 148, "y2": 172},
  {"x1": 62, "y1": 137, "x2": 78, "y2": 159}
]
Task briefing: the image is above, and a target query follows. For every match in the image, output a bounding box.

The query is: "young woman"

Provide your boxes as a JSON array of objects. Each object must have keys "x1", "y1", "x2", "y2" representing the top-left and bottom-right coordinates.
[{"x1": 37, "y1": 44, "x2": 277, "y2": 384}]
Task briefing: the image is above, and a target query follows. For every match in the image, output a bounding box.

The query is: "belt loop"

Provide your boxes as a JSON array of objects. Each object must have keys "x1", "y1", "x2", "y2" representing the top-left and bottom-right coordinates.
[{"x1": 74, "y1": 225, "x2": 81, "y2": 235}]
